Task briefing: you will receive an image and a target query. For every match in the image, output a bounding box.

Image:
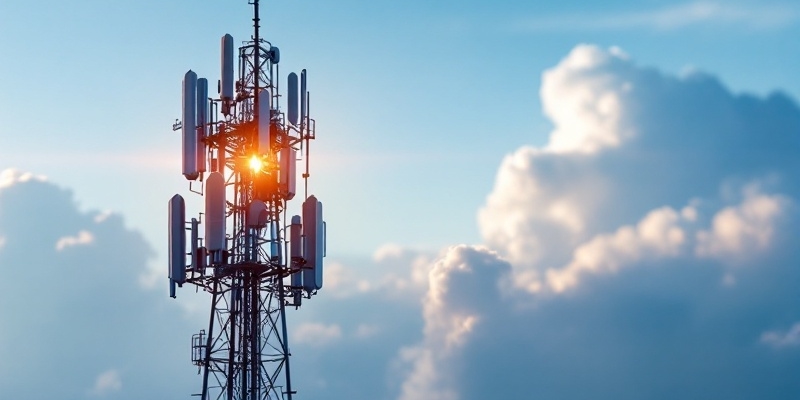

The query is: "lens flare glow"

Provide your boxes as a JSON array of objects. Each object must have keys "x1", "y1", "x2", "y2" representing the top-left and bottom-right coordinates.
[{"x1": 249, "y1": 155, "x2": 263, "y2": 172}]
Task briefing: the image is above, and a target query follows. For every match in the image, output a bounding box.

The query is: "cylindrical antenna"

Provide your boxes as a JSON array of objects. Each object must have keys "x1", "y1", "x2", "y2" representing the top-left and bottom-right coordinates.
[
  {"x1": 290, "y1": 214, "x2": 303, "y2": 307},
  {"x1": 314, "y1": 199, "x2": 324, "y2": 290},
  {"x1": 301, "y1": 195, "x2": 319, "y2": 292},
  {"x1": 197, "y1": 78, "x2": 209, "y2": 173},
  {"x1": 205, "y1": 172, "x2": 226, "y2": 254},
  {"x1": 220, "y1": 34, "x2": 235, "y2": 115},
  {"x1": 258, "y1": 89, "x2": 271, "y2": 154},
  {"x1": 182, "y1": 71, "x2": 199, "y2": 180},
  {"x1": 280, "y1": 146, "x2": 297, "y2": 200},
  {"x1": 168, "y1": 194, "x2": 187, "y2": 291},
  {"x1": 253, "y1": 0, "x2": 261, "y2": 118},
  {"x1": 287, "y1": 72, "x2": 299, "y2": 125}
]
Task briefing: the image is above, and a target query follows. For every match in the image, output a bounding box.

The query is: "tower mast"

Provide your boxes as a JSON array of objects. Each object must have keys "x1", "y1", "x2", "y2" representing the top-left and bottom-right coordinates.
[{"x1": 169, "y1": 1, "x2": 325, "y2": 399}]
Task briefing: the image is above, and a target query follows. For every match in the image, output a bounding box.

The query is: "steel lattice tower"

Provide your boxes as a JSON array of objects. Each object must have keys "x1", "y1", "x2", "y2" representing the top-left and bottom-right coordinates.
[{"x1": 168, "y1": 2, "x2": 325, "y2": 399}]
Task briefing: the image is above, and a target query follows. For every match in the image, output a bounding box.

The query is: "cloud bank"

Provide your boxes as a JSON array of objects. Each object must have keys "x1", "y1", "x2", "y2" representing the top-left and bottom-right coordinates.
[
  {"x1": 479, "y1": 44, "x2": 800, "y2": 293},
  {"x1": 393, "y1": 45, "x2": 800, "y2": 399},
  {"x1": 282, "y1": 44, "x2": 800, "y2": 400},
  {"x1": 0, "y1": 169, "x2": 199, "y2": 399}
]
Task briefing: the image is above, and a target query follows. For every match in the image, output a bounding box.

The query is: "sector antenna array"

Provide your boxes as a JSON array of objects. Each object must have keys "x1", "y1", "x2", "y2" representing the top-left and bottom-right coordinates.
[{"x1": 167, "y1": 2, "x2": 326, "y2": 399}]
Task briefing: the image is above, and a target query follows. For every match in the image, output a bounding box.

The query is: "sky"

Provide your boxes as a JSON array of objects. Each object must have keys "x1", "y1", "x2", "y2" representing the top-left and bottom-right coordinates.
[{"x1": 0, "y1": 0, "x2": 799, "y2": 399}]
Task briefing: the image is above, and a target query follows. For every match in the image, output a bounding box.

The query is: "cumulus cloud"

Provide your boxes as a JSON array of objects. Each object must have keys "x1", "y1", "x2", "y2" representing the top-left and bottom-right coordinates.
[
  {"x1": 302, "y1": 45, "x2": 800, "y2": 400},
  {"x1": 55, "y1": 229, "x2": 95, "y2": 251},
  {"x1": 398, "y1": 245, "x2": 512, "y2": 400},
  {"x1": 89, "y1": 369, "x2": 122, "y2": 396},
  {"x1": 0, "y1": 169, "x2": 200, "y2": 399},
  {"x1": 761, "y1": 323, "x2": 800, "y2": 348},
  {"x1": 696, "y1": 186, "x2": 791, "y2": 263},
  {"x1": 322, "y1": 261, "x2": 374, "y2": 297},
  {"x1": 545, "y1": 205, "x2": 691, "y2": 293},
  {"x1": 479, "y1": 44, "x2": 800, "y2": 285},
  {"x1": 398, "y1": 239, "x2": 800, "y2": 400},
  {"x1": 294, "y1": 323, "x2": 343, "y2": 347},
  {"x1": 322, "y1": 244, "x2": 434, "y2": 300},
  {"x1": 389, "y1": 44, "x2": 800, "y2": 399},
  {"x1": 354, "y1": 323, "x2": 381, "y2": 339},
  {"x1": 0, "y1": 168, "x2": 46, "y2": 189},
  {"x1": 544, "y1": 183, "x2": 792, "y2": 293}
]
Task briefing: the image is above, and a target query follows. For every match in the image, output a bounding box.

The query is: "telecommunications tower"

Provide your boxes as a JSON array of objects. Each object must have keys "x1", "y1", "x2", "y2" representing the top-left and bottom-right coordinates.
[{"x1": 168, "y1": 1, "x2": 325, "y2": 399}]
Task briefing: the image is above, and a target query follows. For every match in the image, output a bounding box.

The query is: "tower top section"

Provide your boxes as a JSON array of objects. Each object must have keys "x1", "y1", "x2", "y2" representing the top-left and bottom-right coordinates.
[{"x1": 167, "y1": 1, "x2": 328, "y2": 398}]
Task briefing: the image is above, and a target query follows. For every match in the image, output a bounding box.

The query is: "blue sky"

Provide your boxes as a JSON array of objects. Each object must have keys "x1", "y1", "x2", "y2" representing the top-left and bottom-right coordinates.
[{"x1": 1, "y1": 0, "x2": 799, "y2": 399}]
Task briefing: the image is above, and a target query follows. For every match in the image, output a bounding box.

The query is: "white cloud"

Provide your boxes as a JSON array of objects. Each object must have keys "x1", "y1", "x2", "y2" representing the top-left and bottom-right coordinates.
[
  {"x1": 0, "y1": 168, "x2": 46, "y2": 189},
  {"x1": 373, "y1": 243, "x2": 408, "y2": 262},
  {"x1": 0, "y1": 172, "x2": 194, "y2": 398},
  {"x1": 543, "y1": 182, "x2": 792, "y2": 293},
  {"x1": 327, "y1": 43, "x2": 800, "y2": 400},
  {"x1": 322, "y1": 245, "x2": 435, "y2": 301},
  {"x1": 354, "y1": 324, "x2": 381, "y2": 339},
  {"x1": 546, "y1": 206, "x2": 690, "y2": 293},
  {"x1": 398, "y1": 245, "x2": 511, "y2": 400},
  {"x1": 93, "y1": 210, "x2": 113, "y2": 223},
  {"x1": 89, "y1": 369, "x2": 122, "y2": 396},
  {"x1": 480, "y1": 44, "x2": 800, "y2": 292},
  {"x1": 761, "y1": 323, "x2": 800, "y2": 348},
  {"x1": 478, "y1": 45, "x2": 638, "y2": 272},
  {"x1": 696, "y1": 189, "x2": 790, "y2": 263},
  {"x1": 398, "y1": 346, "x2": 457, "y2": 400},
  {"x1": 373, "y1": 243, "x2": 435, "y2": 293},
  {"x1": 541, "y1": 45, "x2": 632, "y2": 154},
  {"x1": 294, "y1": 323, "x2": 343, "y2": 347},
  {"x1": 55, "y1": 230, "x2": 94, "y2": 251},
  {"x1": 323, "y1": 262, "x2": 374, "y2": 298},
  {"x1": 511, "y1": 2, "x2": 800, "y2": 32},
  {"x1": 721, "y1": 272, "x2": 737, "y2": 287},
  {"x1": 452, "y1": 45, "x2": 800, "y2": 398}
]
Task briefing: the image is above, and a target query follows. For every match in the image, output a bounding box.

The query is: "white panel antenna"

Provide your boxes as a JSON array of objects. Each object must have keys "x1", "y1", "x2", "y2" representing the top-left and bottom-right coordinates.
[
  {"x1": 314, "y1": 200, "x2": 324, "y2": 289},
  {"x1": 168, "y1": 194, "x2": 186, "y2": 298},
  {"x1": 216, "y1": 137, "x2": 227, "y2": 174},
  {"x1": 196, "y1": 78, "x2": 208, "y2": 173},
  {"x1": 205, "y1": 172, "x2": 226, "y2": 253},
  {"x1": 182, "y1": 70, "x2": 199, "y2": 180},
  {"x1": 290, "y1": 215, "x2": 303, "y2": 305},
  {"x1": 258, "y1": 89, "x2": 271, "y2": 154},
  {"x1": 290, "y1": 215, "x2": 302, "y2": 274},
  {"x1": 220, "y1": 33, "x2": 235, "y2": 115},
  {"x1": 287, "y1": 72, "x2": 298, "y2": 125},
  {"x1": 270, "y1": 221, "x2": 279, "y2": 260},
  {"x1": 302, "y1": 195, "x2": 323, "y2": 291},
  {"x1": 247, "y1": 201, "x2": 268, "y2": 228},
  {"x1": 279, "y1": 147, "x2": 296, "y2": 200}
]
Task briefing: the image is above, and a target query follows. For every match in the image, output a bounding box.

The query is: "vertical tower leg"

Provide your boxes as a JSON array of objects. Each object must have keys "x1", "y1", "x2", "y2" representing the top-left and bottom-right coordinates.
[{"x1": 201, "y1": 282, "x2": 219, "y2": 400}]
